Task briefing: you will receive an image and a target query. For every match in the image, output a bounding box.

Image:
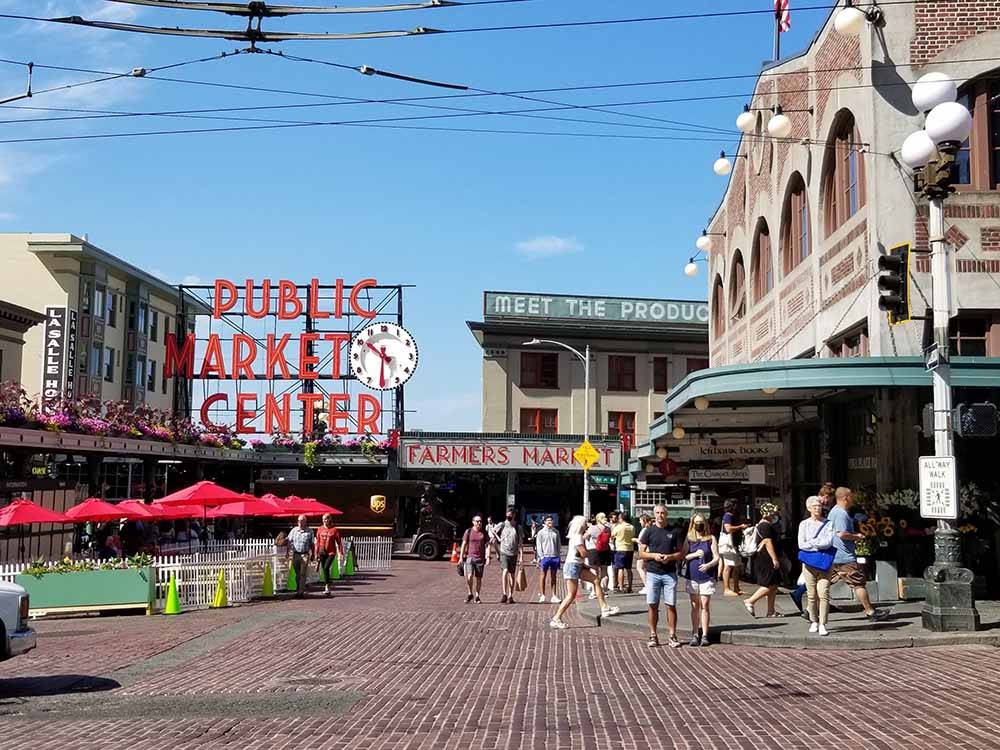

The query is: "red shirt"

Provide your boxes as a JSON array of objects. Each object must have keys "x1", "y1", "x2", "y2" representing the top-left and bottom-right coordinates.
[
  {"x1": 316, "y1": 525, "x2": 343, "y2": 555},
  {"x1": 463, "y1": 528, "x2": 487, "y2": 560}
]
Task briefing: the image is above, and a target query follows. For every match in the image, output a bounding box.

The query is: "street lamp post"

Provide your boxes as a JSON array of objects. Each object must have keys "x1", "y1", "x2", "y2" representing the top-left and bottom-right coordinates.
[
  {"x1": 900, "y1": 72, "x2": 980, "y2": 631},
  {"x1": 524, "y1": 338, "x2": 592, "y2": 519}
]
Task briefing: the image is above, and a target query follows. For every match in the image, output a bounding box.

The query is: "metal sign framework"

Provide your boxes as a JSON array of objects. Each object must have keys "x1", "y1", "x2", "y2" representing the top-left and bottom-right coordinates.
[{"x1": 173, "y1": 282, "x2": 409, "y2": 437}]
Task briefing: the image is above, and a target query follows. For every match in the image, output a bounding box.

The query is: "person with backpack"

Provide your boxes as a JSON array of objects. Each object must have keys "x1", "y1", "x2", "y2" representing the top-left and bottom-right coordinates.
[
  {"x1": 743, "y1": 503, "x2": 784, "y2": 618},
  {"x1": 491, "y1": 509, "x2": 523, "y2": 604},
  {"x1": 587, "y1": 512, "x2": 613, "y2": 596},
  {"x1": 797, "y1": 495, "x2": 837, "y2": 635},
  {"x1": 459, "y1": 515, "x2": 489, "y2": 603}
]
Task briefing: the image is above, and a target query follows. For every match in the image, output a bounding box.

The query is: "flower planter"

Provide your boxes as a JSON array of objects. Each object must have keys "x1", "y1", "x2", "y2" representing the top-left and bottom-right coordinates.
[
  {"x1": 15, "y1": 566, "x2": 155, "y2": 616},
  {"x1": 254, "y1": 444, "x2": 296, "y2": 453}
]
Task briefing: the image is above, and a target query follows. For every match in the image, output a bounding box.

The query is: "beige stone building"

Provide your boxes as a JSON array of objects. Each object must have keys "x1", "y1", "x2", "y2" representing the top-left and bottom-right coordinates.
[
  {"x1": 468, "y1": 291, "x2": 709, "y2": 446},
  {"x1": 0, "y1": 233, "x2": 196, "y2": 412},
  {"x1": 0, "y1": 300, "x2": 45, "y2": 384}
]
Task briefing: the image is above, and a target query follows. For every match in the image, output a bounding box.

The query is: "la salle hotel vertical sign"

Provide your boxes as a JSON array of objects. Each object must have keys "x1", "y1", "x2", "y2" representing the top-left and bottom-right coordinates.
[{"x1": 41, "y1": 306, "x2": 76, "y2": 412}]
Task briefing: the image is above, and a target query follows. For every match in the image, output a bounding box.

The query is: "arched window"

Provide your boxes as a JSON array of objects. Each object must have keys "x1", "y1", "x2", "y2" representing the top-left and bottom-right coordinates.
[
  {"x1": 729, "y1": 251, "x2": 747, "y2": 322},
  {"x1": 822, "y1": 110, "x2": 866, "y2": 235},
  {"x1": 954, "y1": 72, "x2": 1000, "y2": 191},
  {"x1": 782, "y1": 172, "x2": 811, "y2": 275},
  {"x1": 751, "y1": 218, "x2": 773, "y2": 301},
  {"x1": 711, "y1": 275, "x2": 726, "y2": 337}
]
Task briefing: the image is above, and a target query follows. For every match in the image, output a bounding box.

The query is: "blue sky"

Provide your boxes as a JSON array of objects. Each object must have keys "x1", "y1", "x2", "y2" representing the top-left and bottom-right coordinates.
[{"x1": 0, "y1": 1, "x2": 829, "y2": 431}]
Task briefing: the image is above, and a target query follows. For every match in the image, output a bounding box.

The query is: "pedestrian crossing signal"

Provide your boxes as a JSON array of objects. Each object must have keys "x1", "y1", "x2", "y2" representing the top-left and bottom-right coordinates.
[{"x1": 877, "y1": 243, "x2": 911, "y2": 325}]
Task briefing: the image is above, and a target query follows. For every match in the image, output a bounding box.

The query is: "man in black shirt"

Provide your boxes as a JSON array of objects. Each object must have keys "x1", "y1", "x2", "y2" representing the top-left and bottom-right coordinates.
[{"x1": 638, "y1": 504, "x2": 688, "y2": 648}]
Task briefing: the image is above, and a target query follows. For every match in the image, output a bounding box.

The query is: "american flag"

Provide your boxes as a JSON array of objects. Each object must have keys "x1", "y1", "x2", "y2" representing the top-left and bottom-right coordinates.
[{"x1": 775, "y1": 0, "x2": 791, "y2": 32}]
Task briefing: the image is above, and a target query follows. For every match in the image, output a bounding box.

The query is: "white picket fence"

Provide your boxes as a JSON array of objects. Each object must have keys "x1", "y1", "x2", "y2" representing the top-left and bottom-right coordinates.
[{"x1": 1, "y1": 535, "x2": 392, "y2": 613}]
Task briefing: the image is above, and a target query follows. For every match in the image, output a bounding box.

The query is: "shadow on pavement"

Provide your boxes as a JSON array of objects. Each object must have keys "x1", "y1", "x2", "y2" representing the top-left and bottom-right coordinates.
[{"x1": 0, "y1": 675, "x2": 120, "y2": 700}]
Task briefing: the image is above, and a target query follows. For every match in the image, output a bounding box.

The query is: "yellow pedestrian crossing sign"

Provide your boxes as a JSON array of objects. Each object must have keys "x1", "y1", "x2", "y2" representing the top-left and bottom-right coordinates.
[{"x1": 573, "y1": 440, "x2": 600, "y2": 471}]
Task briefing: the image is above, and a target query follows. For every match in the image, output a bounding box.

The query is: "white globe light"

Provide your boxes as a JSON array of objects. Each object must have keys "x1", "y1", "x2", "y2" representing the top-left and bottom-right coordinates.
[
  {"x1": 655, "y1": 447, "x2": 668, "y2": 459},
  {"x1": 912, "y1": 71, "x2": 957, "y2": 112},
  {"x1": 713, "y1": 156, "x2": 732, "y2": 176},
  {"x1": 834, "y1": 5, "x2": 867, "y2": 34},
  {"x1": 900, "y1": 130, "x2": 938, "y2": 169},
  {"x1": 694, "y1": 396, "x2": 710, "y2": 411},
  {"x1": 736, "y1": 110, "x2": 755, "y2": 133},
  {"x1": 762, "y1": 386, "x2": 779, "y2": 395},
  {"x1": 672, "y1": 426, "x2": 686, "y2": 440},
  {"x1": 645, "y1": 463, "x2": 658, "y2": 474},
  {"x1": 695, "y1": 234, "x2": 712, "y2": 252},
  {"x1": 925, "y1": 100, "x2": 973, "y2": 145},
  {"x1": 767, "y1": 112, "x2": 792, "y2": 139},
  {"x1": 684, "y1": 261, "x2": 699, "y2": 277}
]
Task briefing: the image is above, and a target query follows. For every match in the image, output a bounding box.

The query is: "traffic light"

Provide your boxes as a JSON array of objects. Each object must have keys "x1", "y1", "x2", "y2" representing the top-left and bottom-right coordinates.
[
  {"x1": 953, "y1": 403, "x2": 998, "y2": 438},
  {"x1": 877, "y1": 243, "x2": 911, "y2": 325}
]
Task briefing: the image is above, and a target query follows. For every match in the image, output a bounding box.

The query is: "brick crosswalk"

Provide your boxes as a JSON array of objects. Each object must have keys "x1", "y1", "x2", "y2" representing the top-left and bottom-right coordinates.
[{"x1": 2, "y1": 559, "x2": 999, "y2": 749}]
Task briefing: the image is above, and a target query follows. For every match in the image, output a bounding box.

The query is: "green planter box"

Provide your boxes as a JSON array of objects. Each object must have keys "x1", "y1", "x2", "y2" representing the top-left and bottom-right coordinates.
[{"x1": 15, "y1": 566, "x2": 155, "y2": 616}]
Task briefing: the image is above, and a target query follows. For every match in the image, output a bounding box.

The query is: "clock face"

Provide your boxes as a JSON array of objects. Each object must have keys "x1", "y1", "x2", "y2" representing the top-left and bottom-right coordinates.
[{"x1": 350, "y1": 323, "x2": 419, "y2": 391}]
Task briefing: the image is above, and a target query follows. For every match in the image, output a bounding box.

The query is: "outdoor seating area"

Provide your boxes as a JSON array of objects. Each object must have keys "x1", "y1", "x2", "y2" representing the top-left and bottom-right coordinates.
[{"x1": 0, "y1": 480, "x2": 392, "y2": 617}]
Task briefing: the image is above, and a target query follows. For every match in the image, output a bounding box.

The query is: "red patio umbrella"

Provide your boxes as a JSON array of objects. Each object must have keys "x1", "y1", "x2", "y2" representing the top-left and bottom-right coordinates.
[
  {"x1": 116, "y1": 499, "x2": 161, "y2": 519},
  {"x1": 154, "y1": 480, "x2": 245, "y2": 507},
  {"x1": 156, "y1": 504, "x2": 205, "y2": 520},
  {"x1": 65, "y1": 498, "x2": 129, "y2": 523},
  {"x1": 0, "y1": 498, "x2": 69, "y2": 526},
  {"x1": 207, "y1": 497, "x2": 288, "y2": 518}
]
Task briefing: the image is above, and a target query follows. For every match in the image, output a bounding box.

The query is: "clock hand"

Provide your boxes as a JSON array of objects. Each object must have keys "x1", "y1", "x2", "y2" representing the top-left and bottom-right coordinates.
[
  {"x1": 379, "y1": 347, "x2": 386, "y2": 388},
  {"x1": 366, "y1": 342, "x2": 391, "y2": 363}
]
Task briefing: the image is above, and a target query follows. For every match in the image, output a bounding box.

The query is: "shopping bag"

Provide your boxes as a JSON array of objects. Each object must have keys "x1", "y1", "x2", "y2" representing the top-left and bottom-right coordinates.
[{"x1": 514, "y1": 566, "x2": 528, "y2": 591}]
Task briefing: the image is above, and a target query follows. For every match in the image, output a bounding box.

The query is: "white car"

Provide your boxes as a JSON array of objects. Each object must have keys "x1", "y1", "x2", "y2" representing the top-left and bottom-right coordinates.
[{"x1": 0, "y1": 581, "x2": 36, "y2": 659}]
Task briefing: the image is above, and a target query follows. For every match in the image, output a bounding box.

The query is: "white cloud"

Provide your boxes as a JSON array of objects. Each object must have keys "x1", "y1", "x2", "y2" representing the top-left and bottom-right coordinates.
[
  {"x1": 181, "y1": 275, "x2": 202, "y2": 285},
  {"x1": 515, "y1": 235, "x2": 583, "y2": 259},
  {"x1": 149, "y1": 268, "x2": 169, "y2": 281}
]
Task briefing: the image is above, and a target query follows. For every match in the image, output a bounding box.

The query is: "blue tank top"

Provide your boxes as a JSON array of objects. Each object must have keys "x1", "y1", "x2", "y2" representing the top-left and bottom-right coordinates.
[{"x1": 688, "y1": 539, "x2": 715, "y2": 583}]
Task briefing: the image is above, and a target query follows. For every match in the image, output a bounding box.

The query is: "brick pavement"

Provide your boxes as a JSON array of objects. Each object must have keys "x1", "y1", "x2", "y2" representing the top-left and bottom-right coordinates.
[{"x1": 3, "y1": 560, "x2": 1000, "y2": 749}]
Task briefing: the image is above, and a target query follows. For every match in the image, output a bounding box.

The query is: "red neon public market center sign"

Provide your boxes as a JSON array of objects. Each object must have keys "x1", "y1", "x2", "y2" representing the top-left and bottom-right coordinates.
[{"x1": 163, "y1": 279, "x2": 415, "y2": 435}]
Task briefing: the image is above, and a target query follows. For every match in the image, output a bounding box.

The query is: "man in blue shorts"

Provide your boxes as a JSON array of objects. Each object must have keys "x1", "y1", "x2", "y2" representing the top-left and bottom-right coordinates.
[
  {"x1": 533, "y1": 515, "x2": 561, "y2": 604},
  {"x1": 637, "y1": 504, "x2": 687, "y2": 648}
]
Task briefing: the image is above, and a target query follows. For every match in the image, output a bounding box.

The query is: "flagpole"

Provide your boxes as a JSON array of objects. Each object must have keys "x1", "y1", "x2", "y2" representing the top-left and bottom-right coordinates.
[{"x1": 773, "y1": 7, "x2": 781, "y2": 60}]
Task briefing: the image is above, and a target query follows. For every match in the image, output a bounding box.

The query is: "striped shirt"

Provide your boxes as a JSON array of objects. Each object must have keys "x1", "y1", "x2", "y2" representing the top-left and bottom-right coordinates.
[{"x1": 287, "y1": 526, "x2": 315, "y2": 554}]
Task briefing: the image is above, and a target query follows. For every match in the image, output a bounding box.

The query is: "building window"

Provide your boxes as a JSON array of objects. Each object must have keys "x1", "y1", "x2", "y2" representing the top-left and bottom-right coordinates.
[
  {"x1": 106, "y1": 293, "x2": 117, "y2": 328},
  {"x1": 125, "y1": 354, "x2": 135, "y2": 385},
  {"x1": 81, "y1": 279, "x2": 93, "y2": 315},
  {"x1": 653, "y1": 411, "x2": 665, "y2": 421},
  {"x1": 607, "y1": 412, "x2": 636, "y2": 442},
  {"x1": 89, "y1": 343, "x2": 102, "y2": 377},
  {"x1": 729, "y1": 250, "x2": 747, "y2": 322},
  {"x1": 828, "y1": 325, "x2": 869, "y2": 358},
  {"x1": 711, "y1": 275, "x2": 726, "y2": 337},
  {"x1": 150, "y1": 311, "x2": 159, "y2": 343},
  {"x1": 94, "y1": 287, "x2": 106, "y2": 323},
  {"x1": 520, "y1": 352, "x2": 558, "y2": 389},
  {"x1": 135, "y1": 356, "x2": 147, "y2": 390},
  {"x1": 653, "y1": 357, "x2": 668, "y2": 392},
  {"x1": 751, "y1": 219, "x2": 773, "y2": 301},
  {"x1": 608, "y1": 355, "x2": 636, "y2": 391},
  {"x1": 823, "y1": 110, "x2": 866, "y2": 235},
  {"x1": 164, "y1": 315, "x2": 171, "y2": 341},
  {"x1": 782, "y1": 173, "x2": 811, "y2": 274},
  {"x1": 686, "y1": 357, "x2": 710, "y2": 375},
  {"x1": 520, "y1": 408, "x2": 558, "y2": 434},
  {"x1": 128, "y1": 301, "x2": 136, "y2": 331},
  {"x1": 147, "y1": 360, "x2": 156, "y2": 392},
  {"x1": 954, "y1": 75, "x2": 1000, "y2": 191},
  {"x1": 138, "y1": 302, "x2": 148, "y2": 336},
  {"x1": 162, "y1": 368, "x2": 169, "y2": 395},
  {"x1": 79, "y1": 347, "x2": 88, "y2": 375},
  {"x1": 104, "y1": 346, "x2": 115, "y2": 382},
  {"x1": 949, "y1": 316, "x2": 989, "y2": 356}
]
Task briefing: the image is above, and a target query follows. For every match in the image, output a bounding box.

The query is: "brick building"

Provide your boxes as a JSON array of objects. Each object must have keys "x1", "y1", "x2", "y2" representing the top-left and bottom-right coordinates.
[{"x1": 626, "y1": 2, "x2": 1000, "y2": 529}]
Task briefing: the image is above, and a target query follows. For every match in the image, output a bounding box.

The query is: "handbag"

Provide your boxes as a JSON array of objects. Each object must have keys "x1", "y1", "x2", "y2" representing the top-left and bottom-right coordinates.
[
  {"x1": 718, "y1": 531, "x2": 735, "y2": 555},
  {"x1": 514, "y1": 566, "x2": 528, "y2": 591},
  {"x1": 797, "y1": 520, "x2": 835, "y2": 572}
]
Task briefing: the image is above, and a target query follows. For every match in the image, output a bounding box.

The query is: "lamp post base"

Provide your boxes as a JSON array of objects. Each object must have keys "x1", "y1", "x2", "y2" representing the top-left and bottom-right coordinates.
[{"x1": 921, "y1": 528, "x2": 980, "y2": 632}]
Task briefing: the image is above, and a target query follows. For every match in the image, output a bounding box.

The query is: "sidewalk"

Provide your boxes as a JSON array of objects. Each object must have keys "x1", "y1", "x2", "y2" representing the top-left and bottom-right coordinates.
[{"x1": 579, "y1": 585, "x2": 1000, "y2": 650}]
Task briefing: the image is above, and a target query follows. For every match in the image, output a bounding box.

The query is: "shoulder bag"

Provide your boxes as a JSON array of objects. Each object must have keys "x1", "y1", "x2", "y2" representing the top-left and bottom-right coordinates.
[{"x1": 797, "y1": 520, "x2": 836, "y2": 571}]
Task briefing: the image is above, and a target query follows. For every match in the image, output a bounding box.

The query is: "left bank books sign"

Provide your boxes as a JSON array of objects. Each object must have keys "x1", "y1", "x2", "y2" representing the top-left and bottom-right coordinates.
[
  {"x1": 400, "y1": 438, "x2": 622, "y2": 472},
  {"x1": 41, "y1": 306, "x2": 77, "y2": 412}
]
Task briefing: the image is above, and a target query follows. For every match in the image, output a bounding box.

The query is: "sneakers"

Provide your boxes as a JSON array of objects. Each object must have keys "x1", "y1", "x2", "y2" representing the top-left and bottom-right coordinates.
[
  {"x1": 549, "y1": 618, "x2": 568, "y2": 630},
  {"x1": 588, "y1": 591, "x2": 597, "y2": 600},
  {"x1": 637, "y1": 586, "x2": 647, "y2": 595},
  {"x1": 818, "y1": 625, "x2": 830, "y2": 636},
  {"x1": 667, "y1": 635, "x2": 681, "y2": 649},
  {"x1": 647, "y1": 634, "x2": 659, "y2": 648},
  {"x1": 465, "y1": 593, "x2": 474, "y2": 604},
  {"x1": 699, "y1": 635, "x2": 711, "y2": 647},
  {"x1": 689, "y1": 634, "x2": 701, "y2": 647},
  {"x1": 324, "y1": 585, "x2": 331, "y2": 597},
  {"x1": 808, "y1": 621, "x2": 819, "y2": 634},
  {"x1": 600, "y1": 606, "x2": 620, "y2": 617},
  {"x1": 501, "y1": 595, "x2": 509, "y2": 604},
  {"x1": 538, "y1": 594, "x2": 546, "y2": 604},
  {"x1": 867, "y1": 608, "x2": 890, "y2": 622},
  {"x1": 550, "y1": 595, "x2": 560, "y2": 604},
  {"x1": 474, "y1": 594, "x2": 481, "y2": 604}
]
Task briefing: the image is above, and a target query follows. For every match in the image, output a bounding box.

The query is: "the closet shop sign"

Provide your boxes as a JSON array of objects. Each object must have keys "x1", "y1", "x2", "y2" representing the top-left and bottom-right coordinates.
[{"x1": 400, "y1": 439, "x2": 623, "y2": 472}]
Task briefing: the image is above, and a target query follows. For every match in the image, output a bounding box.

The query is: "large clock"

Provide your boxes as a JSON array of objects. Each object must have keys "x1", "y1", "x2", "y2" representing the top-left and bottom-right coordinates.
[{"x1": 349, "y1": 323, "x2": 419, "y2": 390}]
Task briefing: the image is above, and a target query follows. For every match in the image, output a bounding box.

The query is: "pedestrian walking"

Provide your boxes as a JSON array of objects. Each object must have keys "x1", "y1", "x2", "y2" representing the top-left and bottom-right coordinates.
[
  {"x1": 744, "y1": 503, "x2": 784, "y2": 618},
  {"x1": 315, "y1": 513, "x2": 345, "y2": 597},
  {"x1": 611, "y1": 512, "x2": 636, "y2": 594},
  {"x1": 587, "y1": 512, "x2": 613, "y2": 596},
  {"x1": 607, "y1": 511, "x2": 619, "y2": 592},
  {"x1": 797, "y1": 495, "x2": 837, "y2": 635},
  {"x1": 489, "y1": 509, "x2": 523, "y2": 604},
  {"x1": 829, "y1": 486, "x2": 888, "y2": 622},
  {"x1": 636, "y1": 513, "x2": 652, "y2": 594},
  {"x1": 683, "y1": 513, "x2": 720, "y2": 646},
  {"x1": 285, "y1": 514, "x2": 315, "y2": 598},
  {"x1": 550, "y1": 516, "x2": 619, "y2": 629},
  {"x1": 638, "y1": 504, "x2": 686, "y2": 648},
  {"x1": 719, "y1": 500, "x2": 749, "y2": 596},
  {"x1": 533, "y1": 515, "x2": 561, "y2": 603},
  {"x1": 459, "y1": 515, "x2": 489, "y2": 603}
]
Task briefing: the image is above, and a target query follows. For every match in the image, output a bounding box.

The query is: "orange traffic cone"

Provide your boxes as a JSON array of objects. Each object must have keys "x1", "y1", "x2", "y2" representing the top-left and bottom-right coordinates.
[{"x1": 449, "y1": 543, "x2": 460, "y2": 563}]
